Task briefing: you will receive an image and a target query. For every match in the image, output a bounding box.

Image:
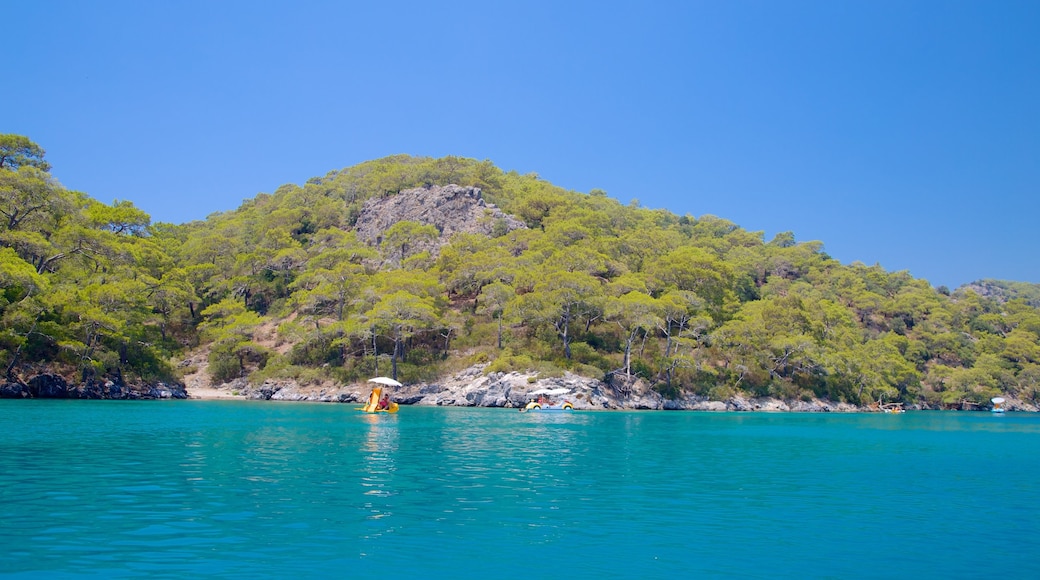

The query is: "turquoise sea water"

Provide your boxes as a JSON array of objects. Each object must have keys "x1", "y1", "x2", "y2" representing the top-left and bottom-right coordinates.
[{"x1": 2, "y1": 401, "x2": 1038, "y2": 579}]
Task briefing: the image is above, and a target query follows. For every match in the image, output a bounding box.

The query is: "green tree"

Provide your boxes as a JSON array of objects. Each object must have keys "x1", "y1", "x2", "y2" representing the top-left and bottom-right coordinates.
[
  {"x1": 290, "y1": 232, "x2": 374, "y2": 325},
  {"x1": 199, "y1": 298, "x2": 267, "y2": 383},
  {"x1": 0, "y1": 166, "x2": 73, "y2": 238},
  {"x1": 825, "y1": 335, "x2": 920, "y2": 404},
  {"x1": 84, "y1": 200, "x2": 151, "y2": 235},
  {"x1": 437, "y1": 233, "x2": 515, "y2": 301},
  {"x1": 380, "y1": 221, "x2": 439, "y2": 265},
  {"x1": 648, "y1": 245, "x2": 735, "y2": 323},
  {"x1": 143, "y1": 267, "x2": 198, "y2": 344},
  {"x1": 605, "y1": 291, "x2": 663, "y2": 378},
  {"x1": 513, "y1": 270, "x2": 601, "y2": 360},
  {"x1": 476, "y1": 281, "x2": 515, "y2": 349},
  {"x1": 0, "y1": 134, "x2": 51, "y2": 172},
  {"x1": 656, "y1": 291, "x2": 701, "y2": 355},
  {"x1": 713, "y1": 295, "x2": 821, "y2": 394},
  {"x1": 0, "y1": 248, "x2": 49, "y2": 379},
  {"x1": 364, "y1": 290, "x2": 439, "y2": 380}
]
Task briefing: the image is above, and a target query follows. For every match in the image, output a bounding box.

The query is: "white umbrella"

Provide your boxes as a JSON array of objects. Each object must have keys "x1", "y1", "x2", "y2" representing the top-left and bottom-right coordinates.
[
  {"x1": 368, "y1": 377, "x2": 403, "y2": 387},
  {"x1": 528, "y1": 387, "x2": 571, "y2": 396}
]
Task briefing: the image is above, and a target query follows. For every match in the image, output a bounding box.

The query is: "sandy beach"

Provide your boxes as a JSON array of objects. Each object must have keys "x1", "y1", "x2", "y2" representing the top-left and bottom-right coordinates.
[{"x1": 186, "y1": 387, "x2": 244, "y2": 400}]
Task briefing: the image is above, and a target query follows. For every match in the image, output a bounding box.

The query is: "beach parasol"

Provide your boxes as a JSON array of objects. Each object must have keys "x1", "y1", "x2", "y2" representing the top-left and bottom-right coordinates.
[
  {"x1": 528, "y1": 387, "x2": 571, "y2": 396},
  {"x1": 368, "y1": 377, "x2": 403, "y2": 387}
]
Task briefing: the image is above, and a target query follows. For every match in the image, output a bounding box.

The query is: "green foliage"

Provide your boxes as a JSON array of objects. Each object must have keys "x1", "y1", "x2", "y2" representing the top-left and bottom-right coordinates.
[
  {"x1": 484, "y1": 349, "x2": 567, "y2": 379},
  {"x1": 5, "y1": 135, "x2": 1040, "y2": 407},
  {"x1": 0, "y1": 134, "x2": 51, "y2": 172},
  {"x1": 486, "y1": 351, "x2": 536, "y2": 374},
  {"x1": 251, "y1": 359, "x2": 330, "y2": 386},
  {"x1": 381, "y1": 221, "x2": 438, "y2": 264},
  {"x1": 208, "y1": 340, "x2": 243, "y2": 383},
  {"x1": 960, "y1": 279, "x2": 1040, "y2": 308},
  {"x1": 208, "y1": 338, "x2": 271, "y2": 384},
  {"x1": 568, "y1": 341, "x2": 612, "y2": 372}
]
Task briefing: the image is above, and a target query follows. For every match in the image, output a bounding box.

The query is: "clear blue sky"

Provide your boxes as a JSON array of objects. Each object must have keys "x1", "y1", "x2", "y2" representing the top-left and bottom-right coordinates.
[{"x1": 7, "y1": 0, "x2": 1038, "y2": 289}]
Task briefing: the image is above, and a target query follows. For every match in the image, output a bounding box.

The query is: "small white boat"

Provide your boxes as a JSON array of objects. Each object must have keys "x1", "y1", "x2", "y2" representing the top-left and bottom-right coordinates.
[
  {"x1": 991, "y1": 397, "x2": 1006, "y2": 414},
  {"x1": 520, "y1": 387, "x2": 574, "y2": 412}
]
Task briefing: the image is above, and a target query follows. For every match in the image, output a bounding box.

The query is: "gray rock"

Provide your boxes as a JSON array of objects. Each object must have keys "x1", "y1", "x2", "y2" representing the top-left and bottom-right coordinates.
[
  {"x1": 107, "y1": 381, "x2": 126, "y2": 399},
  {"x1": 27, "y1": 374, "x2": 68, "y2": 398},
  {"x1": 73, "y1": 380, "x2": 105, "y2": 399},
  {"x1": 353, "y1": 184, "x2": 526, "y2": 263},
  {"x1": 0, "y1": 382, "x2": 28, "y2": 398},
  {"x1": 204, "y1": 365, "x2": 1036, "y2": 414}
]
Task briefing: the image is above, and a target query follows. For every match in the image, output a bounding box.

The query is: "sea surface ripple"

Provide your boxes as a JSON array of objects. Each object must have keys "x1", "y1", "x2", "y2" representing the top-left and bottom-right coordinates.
[{"x1": 2, "y1": 401, "x2": 1037, "y2": 579}]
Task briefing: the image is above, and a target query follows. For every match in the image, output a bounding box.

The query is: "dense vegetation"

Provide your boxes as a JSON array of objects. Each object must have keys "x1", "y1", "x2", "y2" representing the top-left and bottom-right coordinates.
[{"x1": 3, "y1": 135, "x2": 1039, "y2": 407}]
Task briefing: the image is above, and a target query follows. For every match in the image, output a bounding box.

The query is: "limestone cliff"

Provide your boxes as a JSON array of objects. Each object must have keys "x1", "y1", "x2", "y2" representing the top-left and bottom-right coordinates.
[{"x1": 353, "y1": 184, "x2": 526, "y2": 255}]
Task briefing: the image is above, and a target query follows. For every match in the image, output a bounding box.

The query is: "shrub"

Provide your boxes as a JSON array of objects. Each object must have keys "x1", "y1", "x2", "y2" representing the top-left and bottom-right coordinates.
[
  {"x1": 569, "y1": 341, "x2": 611, "y2": 371},
  {"x1": 209, "y1": 340, "x2": 243, "y2": 384},
  {"x1": 453, "y1": 321, "x2": 497, "y2": 349},
  {"x1": 630, "y1": 358, "x2": 654, "y2": 380},
  {"x1": 531, "y1": 360, "x2": 565, "y2": 379},
  {"x1": 486, "y1": 353, "x2": 535, "y2": 374},
  {"x1": 708, "y1": 384, "x2": 737, "y2": 401},
  {"x1": 654, "y1": 381, "x2": 681, "y2": 399},
  {"x1": 571, "y1": 363, "x2": 607, "y2": 380},
  {"x1": 405, "y1": 346, "x2": 438, "y2": 366},
  {"x1": 209, "y1": 339, "x2": 271, "y2": 384}
]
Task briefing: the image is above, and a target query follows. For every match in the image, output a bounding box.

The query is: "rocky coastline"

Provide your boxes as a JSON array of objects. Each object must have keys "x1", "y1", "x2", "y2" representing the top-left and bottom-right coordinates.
[
  {"x1": 216, "y1": 365, "x2": 1039, "y2": 413},
  {"x1": 4, "y1": 365, "x2": 1035, "y2": 412},
  {"x1": 0, "y1": 373, "x2": 187, "y2": 400}
]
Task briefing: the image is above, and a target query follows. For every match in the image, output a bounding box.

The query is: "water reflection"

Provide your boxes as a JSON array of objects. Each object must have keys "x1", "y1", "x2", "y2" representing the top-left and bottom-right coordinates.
[
  {"x1": 357, "y1": 412, "x2": 400, "y2": 545},
  {"x1": 361, "y1": 412, "x2": 399, "y2": 455}
]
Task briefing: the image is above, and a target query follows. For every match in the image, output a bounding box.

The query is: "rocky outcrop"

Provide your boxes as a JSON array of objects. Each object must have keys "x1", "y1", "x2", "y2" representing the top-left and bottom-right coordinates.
[
  {"x1": 27, "y1": 374, "x2": 69, "y2": 398},
  {"x1": 224, "y1": 365, "x2": 873, "y2": 412},
  {"x1": 0, "y1": 373, "x2": 187, "y2": 400},
  {"x1": 5, "y1": 367, "x2": 1030, "y2": 411},
  {"x1": 404, "y1": 367, "x2": 616, "y2": 409},
  {"x1": 0, "y1": 382, "x2": 29, "y2": 398},
  {"x1": 957, "y1": 280, "x2": 1040, "y2": 308},
  {"x1": 353, "y1": 184, "x2": 526, "y2": 257}
]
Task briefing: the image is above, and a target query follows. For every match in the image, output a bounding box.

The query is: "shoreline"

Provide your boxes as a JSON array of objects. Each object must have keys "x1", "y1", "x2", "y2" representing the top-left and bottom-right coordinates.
[
  {"x1": 183, "y1": 367, "x2": 1039, "y2": 411},
  {"x1": 183, "y1": 385, "x2": 1036, "y2": 413},
  {"x1": 8, "y1": 367, "x2": 1031, "y2": 411}
]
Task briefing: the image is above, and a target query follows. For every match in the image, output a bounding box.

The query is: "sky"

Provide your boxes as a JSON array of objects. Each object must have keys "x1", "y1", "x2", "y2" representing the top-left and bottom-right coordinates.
[{"x1": 6, "y1": 0, "x2": 1038, "y2": 289}]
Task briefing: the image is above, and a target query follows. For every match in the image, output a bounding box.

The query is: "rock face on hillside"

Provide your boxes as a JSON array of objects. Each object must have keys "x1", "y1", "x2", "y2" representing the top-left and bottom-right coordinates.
[
  {"x1": 353, "y1": 184, "x2": 526, "y2": 254},
  {"x1": 958, "y1": 280, "x2": 1040, "y2": 308}
]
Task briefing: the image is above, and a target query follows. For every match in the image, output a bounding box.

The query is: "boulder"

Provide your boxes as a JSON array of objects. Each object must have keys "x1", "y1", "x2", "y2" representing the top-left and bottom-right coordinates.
[
  {"x1": 73, "y1": 381, "x2": 106, "y2": 399},
  {"x1": 0, "y1": 382, "x2": 28, "y2": 398},
  {"x1": 27, "y1": 374, "x2": 69, "y2": 398},
  {"x1": 108, "y1": 381, "x2": 127, "y2": 399}
]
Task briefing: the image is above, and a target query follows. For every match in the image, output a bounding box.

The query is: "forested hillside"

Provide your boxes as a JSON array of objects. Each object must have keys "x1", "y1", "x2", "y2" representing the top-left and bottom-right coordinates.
[{"x1": 2, "y1": 134, "x2": 1039, "y2": 408}]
